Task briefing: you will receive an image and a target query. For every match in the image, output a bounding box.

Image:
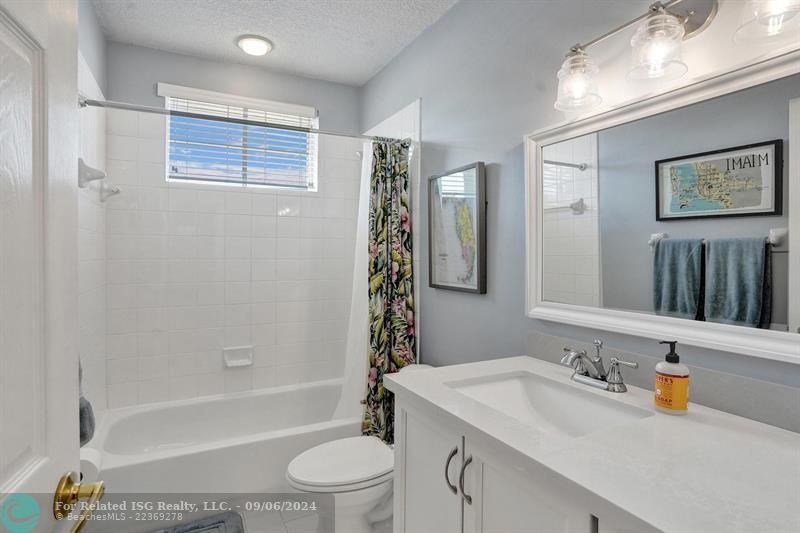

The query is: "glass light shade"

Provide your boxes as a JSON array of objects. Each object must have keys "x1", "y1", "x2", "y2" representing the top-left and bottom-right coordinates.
[
  {"x1": 554, "y1": 51, "x2": 602, "y2": 113},
  {"x1": 734, "y1": 0, "x2": 800, "y2": 43},
  {"x1": 628, "y1": 13, "x2": 687, "y2": 81},
  {"x1": 237, "y1": 36, "x2": 273, "y2": 56}
]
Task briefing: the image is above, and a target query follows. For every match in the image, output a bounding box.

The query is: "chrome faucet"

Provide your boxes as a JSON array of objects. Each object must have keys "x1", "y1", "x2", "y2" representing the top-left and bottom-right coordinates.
[
  {"x1": 561, "y1": 340, "x2": 606, "y2": 379},
  {"x1": 560, "y1": 340, "x2": 638, "y2": 393}
]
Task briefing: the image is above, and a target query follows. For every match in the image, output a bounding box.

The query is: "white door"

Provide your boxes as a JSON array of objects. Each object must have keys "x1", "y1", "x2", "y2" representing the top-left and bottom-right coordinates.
[
  {"x1": 0, "y1": 1, "x2": 80, "y2": 532},
  {"x1": 395, "y1": 407, "x2": 463, "y2": 533},
  {"x1": 463, "y1": 442, "x2": 591, "y2": 533}
]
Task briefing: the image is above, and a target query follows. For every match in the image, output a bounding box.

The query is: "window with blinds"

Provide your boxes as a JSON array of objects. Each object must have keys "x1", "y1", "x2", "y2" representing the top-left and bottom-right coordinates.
[{"x1": 165, "y1": 96, "x2": 318, "y2": 190}]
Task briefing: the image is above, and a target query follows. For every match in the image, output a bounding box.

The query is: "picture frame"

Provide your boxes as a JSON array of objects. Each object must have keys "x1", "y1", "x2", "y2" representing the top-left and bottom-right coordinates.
[
  {"x1": 655, "y1": 139, "x2": 783, "y2": 221},
  {"x1": 428, "y1": 162, "x2": 487, "y2": 293}
]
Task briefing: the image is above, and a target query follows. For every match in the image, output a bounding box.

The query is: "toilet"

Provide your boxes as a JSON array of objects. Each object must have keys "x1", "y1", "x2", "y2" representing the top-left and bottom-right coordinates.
[
  {"x1": 286, "y1": 364, "x2": 432, "y2": 533},
  {"x1": 287, "y1": 435, "x2": 393, "y2": 533}
]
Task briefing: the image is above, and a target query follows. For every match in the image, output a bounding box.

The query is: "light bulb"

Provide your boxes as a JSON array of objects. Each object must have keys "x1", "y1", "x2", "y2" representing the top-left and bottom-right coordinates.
[
  {"x1": 628, "y1": 12, "x2": 687, "y2": 81},
  {"x1": 236, "y1": 35, "x2": 273, "y2": 56},
  {"x1": 554, "y1": 50, "x2": 602, "y2": 113},
  {"x1": 735, "y1": 0, "x2": 800, "y2": 42}
]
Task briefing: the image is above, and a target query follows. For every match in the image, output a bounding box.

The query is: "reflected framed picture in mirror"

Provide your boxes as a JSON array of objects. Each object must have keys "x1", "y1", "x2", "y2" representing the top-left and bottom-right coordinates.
[
  {"x1": 428, "y1": 162, "x2": 486, "y2": 293},
  {"x1": 655, "y1": 140, "x2": 783, "y2": 221}
]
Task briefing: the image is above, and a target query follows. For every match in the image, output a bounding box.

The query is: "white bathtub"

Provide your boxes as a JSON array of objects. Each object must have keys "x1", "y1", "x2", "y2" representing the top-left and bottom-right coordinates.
[{"x1": 84, "y1": 379, "x2": 361, "y2": 494}]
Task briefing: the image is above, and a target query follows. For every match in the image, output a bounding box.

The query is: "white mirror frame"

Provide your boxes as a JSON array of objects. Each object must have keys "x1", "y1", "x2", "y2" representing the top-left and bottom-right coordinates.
[{"x1": 525, "y1": 49, "x2": 800, "y2": 365}]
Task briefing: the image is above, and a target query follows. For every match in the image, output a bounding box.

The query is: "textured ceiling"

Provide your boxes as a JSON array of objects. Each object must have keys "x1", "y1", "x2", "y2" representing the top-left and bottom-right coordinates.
[{"x1": 92, "y1": 0, "x2": 459, "y2": 86}]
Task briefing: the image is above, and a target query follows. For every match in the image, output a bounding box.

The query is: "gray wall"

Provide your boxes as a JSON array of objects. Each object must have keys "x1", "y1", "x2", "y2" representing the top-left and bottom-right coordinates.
[
  {"x1": 106, "y1": 42, "x2": 362, "y2": 134},
  {"x1": 78, "y1": 0, "x2": 106, "y2": 93},
  {"x1": 361, "y1": 0, "x2": 800, "y2": 389},
  {"x1": 599, "y1": 74, "x2": 796, "y2": 325}
]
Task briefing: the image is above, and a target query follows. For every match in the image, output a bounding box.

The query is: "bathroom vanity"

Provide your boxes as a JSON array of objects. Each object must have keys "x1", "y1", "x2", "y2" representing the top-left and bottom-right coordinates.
[{"x1": 385, "y1": 357, "x2": 800, "y2": 533}]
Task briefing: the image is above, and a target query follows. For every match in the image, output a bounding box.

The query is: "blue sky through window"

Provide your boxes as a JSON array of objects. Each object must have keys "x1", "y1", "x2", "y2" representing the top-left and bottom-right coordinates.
[{"x1": 166, "y1": 97, "x2": 317, "y2": 189}]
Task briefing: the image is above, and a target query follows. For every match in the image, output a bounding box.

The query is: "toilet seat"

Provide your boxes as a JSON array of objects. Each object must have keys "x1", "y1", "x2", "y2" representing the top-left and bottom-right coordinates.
[{"x1": 287, "y1": 436, "x2": 393, "y2": 493}]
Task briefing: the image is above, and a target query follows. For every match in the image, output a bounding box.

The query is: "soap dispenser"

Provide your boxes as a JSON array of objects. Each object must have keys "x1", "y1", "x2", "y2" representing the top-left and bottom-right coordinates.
[{"x1": 654, "y1": 340, "x2": 689, "y2": 415}]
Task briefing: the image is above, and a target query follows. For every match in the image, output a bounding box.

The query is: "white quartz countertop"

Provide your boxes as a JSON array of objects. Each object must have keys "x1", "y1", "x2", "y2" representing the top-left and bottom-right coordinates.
[{"x1": 385, "y1": 356, "x2": 800, "y2": 533}]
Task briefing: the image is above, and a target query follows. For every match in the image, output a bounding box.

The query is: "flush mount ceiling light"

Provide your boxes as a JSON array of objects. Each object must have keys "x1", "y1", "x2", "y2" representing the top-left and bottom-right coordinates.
[
  {"x1": 734, "y1": 0, "x2": 800, "y2": 43},
  {"x1": 554, "y1": 48, "x2": 602, "y2": 113},
  {"x1": 236, "y1": 35, "x2": 273, "y2": 56},
  {"x1": 552, "y1": 0, "x2": 718, "y2": 113}
]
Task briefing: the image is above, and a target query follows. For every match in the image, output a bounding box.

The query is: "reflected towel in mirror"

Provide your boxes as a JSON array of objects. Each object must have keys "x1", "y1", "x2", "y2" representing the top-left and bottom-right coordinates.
[
  {"x1": 653, "y1": 239, "x2": 704, "y2": 321},
  {"x1": 704, "y1": 238, "x2": 772, "y2": 328}
]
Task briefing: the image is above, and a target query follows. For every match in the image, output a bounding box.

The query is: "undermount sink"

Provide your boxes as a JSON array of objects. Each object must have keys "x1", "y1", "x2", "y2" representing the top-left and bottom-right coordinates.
[{"x1": 446, "y1": 371, "x2": 653, "y2": 438}]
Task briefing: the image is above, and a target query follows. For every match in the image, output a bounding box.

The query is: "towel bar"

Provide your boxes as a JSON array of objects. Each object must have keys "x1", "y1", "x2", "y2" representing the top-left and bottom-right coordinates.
[{"x1": 649, "y1": 228, "x2": 788, "y2": 252}]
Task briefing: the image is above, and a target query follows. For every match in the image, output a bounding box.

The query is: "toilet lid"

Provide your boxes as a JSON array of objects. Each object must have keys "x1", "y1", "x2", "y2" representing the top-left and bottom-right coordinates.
[{"x1": 287, "y1": 436, "x2": 393, "y2": 488}]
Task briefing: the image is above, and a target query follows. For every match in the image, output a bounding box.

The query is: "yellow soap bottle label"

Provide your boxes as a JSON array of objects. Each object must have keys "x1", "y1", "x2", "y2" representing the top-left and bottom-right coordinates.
[{"x1": 654, "y1": 372, "x2": 689, "y2": 411}]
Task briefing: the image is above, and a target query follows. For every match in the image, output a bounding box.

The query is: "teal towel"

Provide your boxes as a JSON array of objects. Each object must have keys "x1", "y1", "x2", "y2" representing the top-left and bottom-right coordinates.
[
  {"x1": 653, "y1": 239, "x2": 704, "y2": 320},
  {"x1": 704, "y1": 238, "x2": 772, "y2": 328}
]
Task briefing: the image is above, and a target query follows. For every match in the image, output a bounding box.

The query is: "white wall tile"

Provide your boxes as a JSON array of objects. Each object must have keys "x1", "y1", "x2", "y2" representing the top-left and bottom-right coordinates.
[
  {"x1": 224, "y1": 368, "x2": 253, "y2": 393},
  {"x1": 195, "y1": 190, "x2": 226, "y2": 213},
  {"x1": 103, "y1": 110, "x2": 362, "y2": 406},
  {"x1": 139, "y1": 162, "x2": 167, "y2": 188},
  {"x1": 139, "y1": 138, "x2": 166, "y2": 163},
  {"x1": 107, "y1": 109, "x2": 138, "y2": 136},
  {"x1": 252, "y1": 238, "x2": 276, "y2": 259},
  {"x1": 108, "y1": 382, "x2": 138, "y2": 408},
  {"x1": 251, "y1": 194, "x2": 276, "y2": 215},
  {"x1": 169, "y1": 189, "x2": 197, "y2": 212},
  {"x1": 107, "y1": 358, "x2": 139, "y2": 384},
  {"x1": 225, "y1": 214, "x2": 251, "y2": 236},
  {"x1": 107, "y1": 135, "x2": 138, "y2": 161},
  {"x1": 138, "y1": 378, "x2": 169, "y2": 404},
  {"x1": 138, "y1": 113, "x2": 166, "y2": 139},
  {"x1": 225, "y1": 192, "x2": 251, "y2": 214},
  {"x1": 106, "y1": 159, "x2": 138, "y2": 185},
  {"x1": 541, "y1": 133, "x2": 601, "y2": 304}
]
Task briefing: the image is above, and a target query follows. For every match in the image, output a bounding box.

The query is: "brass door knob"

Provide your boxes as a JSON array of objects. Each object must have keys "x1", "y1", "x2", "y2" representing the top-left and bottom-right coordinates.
[{"x1": 53, "y1": 472, "x2": 105, "y2": 533}]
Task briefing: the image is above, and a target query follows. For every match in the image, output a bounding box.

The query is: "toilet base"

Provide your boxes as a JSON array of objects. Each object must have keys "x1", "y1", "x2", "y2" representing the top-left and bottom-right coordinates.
[{"x1": 312, "y1": 480, "x2": 392, "y2": 533}]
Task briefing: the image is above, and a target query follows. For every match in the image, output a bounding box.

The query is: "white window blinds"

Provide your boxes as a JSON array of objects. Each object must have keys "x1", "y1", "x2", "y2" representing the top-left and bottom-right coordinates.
[{"x1": 163, "y1": 90, "x2": 318, "y2": 190}]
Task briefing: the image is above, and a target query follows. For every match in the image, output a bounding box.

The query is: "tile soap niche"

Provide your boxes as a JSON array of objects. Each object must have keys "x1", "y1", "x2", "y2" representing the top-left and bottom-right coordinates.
[{"x1": 223, "y1": 345, "x2": 254, "y2": 368}]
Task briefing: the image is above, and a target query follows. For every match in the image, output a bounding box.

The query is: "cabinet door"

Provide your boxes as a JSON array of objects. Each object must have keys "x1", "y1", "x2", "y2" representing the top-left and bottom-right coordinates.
[
  {"x1": 395, "y1": 406, "x2": 463, "y2": 533},
  {"x1": 462, "y1": 443, "x2": 591, "y2": 533}
]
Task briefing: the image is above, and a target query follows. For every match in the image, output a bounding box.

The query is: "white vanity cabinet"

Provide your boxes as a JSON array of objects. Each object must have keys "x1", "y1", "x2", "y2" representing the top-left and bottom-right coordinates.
[
  {"x1": 394, "y1": 404, "x2": 464, "y2": 533},
  {"x1": 394, "y1": 403, "x2": 592, "y2": 533},
  {"x1": 461, "y1": 440, "x2": 590, "y2": 533}
]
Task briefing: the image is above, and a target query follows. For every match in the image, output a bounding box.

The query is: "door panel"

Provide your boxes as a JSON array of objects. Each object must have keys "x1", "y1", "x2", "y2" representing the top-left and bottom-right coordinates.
[
  {"x1": 0, "y1": 1, "x2": 79, "y2": 531},
  {"x1": 0, "y1": 4, "x2": 42, "y2": 485},
  {"x1": 464, "y1": 444, "x2": 590, "y2": 533},
  {"x1": 396, "y1": 407, "x2": 462, "y2": 533}
]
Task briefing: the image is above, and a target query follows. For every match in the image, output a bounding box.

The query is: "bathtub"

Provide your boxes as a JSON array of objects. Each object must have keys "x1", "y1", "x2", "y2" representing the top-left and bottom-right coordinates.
[{"x1": 83, "y1": 378, "x2": 361, "y2": 494}]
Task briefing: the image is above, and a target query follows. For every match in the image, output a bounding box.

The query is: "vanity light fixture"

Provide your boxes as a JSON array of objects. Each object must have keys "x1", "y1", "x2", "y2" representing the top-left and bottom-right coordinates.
[
  {"x1": 553, "y1": 0, "x2": 718, "y2": 113},
  {"x1": 628, "y1": 10, "x2": 687, "y2": 81},
  {"x1": 236, "y1": 35, "x2": 273, "y2": 56},
  {"x1": 734, "y1": 0, "x2": 800, "y2": 43},
  {"x1": 554, "y1": 48, "x2": 602, "y2": 113}
]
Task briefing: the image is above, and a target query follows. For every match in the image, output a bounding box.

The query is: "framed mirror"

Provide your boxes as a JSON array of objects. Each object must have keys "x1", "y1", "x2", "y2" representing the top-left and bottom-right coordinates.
[
  {"x1": 429, "y1": 162, "x2": 487, "y2": 293},
  {"x1": 525, "y1": 52, "x2": 800, "y2": 364}
]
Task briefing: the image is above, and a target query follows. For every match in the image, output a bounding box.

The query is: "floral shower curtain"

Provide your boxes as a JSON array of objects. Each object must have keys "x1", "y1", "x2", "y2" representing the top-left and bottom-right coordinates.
[{"x1": 362, "y1": 139, "x2": 415, "y2": 444}]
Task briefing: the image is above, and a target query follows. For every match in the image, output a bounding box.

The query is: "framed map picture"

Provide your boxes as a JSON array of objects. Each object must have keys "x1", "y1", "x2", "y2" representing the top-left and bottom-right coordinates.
[
  {"x1": 655, "y1": 140, "x2": 782, "y2": 221},
  {"x1": 429, "y1": 162, "x2": 486, "y2": 293}
]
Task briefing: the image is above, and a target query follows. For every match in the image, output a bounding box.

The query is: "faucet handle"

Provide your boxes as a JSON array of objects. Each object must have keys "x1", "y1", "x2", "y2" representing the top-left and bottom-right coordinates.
[
  {"x1": 610, "y1": 357, "x2": 638, "y2": 369},
  {"x1": 606, "y1": 357, "x2": 638, "y2": 393},
  {"x1": 592, "y1": 339, "x2": 603, "y2": 358}
]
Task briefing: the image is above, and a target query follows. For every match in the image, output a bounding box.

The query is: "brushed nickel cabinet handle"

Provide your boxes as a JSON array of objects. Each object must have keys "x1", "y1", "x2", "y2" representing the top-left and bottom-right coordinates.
[
  {"x1": 444, "y1": 446, "x2": 458, "y2": 494},
  {"x1": 459, "y1": 454, "x2": 473, "y2": 504}
]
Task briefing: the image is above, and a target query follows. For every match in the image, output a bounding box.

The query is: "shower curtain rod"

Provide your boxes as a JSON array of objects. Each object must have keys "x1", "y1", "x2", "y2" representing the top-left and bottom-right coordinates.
[
  {"x1": 543, "y1": 159, "x2": 588, "y2": 171},
  {"x1": 78, "y1": 96, "x2": 407, "y2": 143}
]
